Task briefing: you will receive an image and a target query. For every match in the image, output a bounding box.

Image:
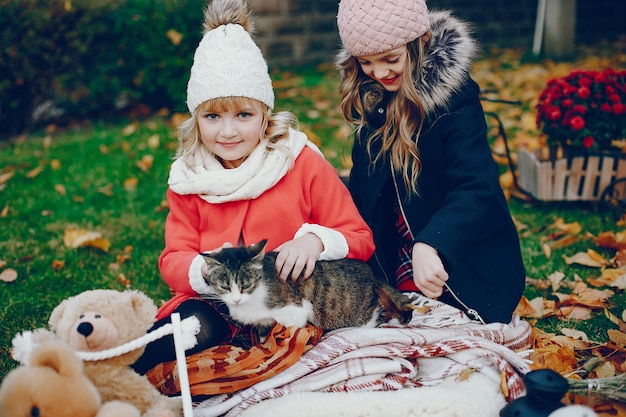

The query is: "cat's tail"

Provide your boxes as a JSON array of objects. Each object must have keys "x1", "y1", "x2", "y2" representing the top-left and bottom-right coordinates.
[{"x1": 374, "y1": 284, "x2": 413, "y2": 324}]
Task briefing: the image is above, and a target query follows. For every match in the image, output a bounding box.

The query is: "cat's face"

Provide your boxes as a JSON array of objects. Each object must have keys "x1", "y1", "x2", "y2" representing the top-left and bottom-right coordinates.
[{"x1": 200, "y1": 240, "x2": 267, "y2": 306}]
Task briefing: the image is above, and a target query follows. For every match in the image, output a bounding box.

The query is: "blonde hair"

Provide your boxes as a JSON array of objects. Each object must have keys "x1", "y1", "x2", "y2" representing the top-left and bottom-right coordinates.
[
  {"x1": 337, "y1": 36, "x2": 430, "y2": 194},
  {"x1": 175, "y1": 96, "x2": 298, "y2": 168}
]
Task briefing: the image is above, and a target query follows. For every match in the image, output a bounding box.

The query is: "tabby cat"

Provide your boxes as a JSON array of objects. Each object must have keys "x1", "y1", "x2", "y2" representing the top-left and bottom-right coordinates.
[{"x1": 200, "y1": 240, "x2": 413, "y2": 331}]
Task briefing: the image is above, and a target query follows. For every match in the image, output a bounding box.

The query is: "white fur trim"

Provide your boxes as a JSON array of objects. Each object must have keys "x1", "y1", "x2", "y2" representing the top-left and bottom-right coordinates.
[
  {"x1": 295, "y1": 223, "x2": 349, "y2": 261},
  {"x1": 548, "y1": 405, "x2": 598, "y2": 417},
  {"x1": 235, "y1": 373, "x2": 505, "y2": 417},
  {"x1": 189, "y1": 254, "x2": 213, "y2": 294}
]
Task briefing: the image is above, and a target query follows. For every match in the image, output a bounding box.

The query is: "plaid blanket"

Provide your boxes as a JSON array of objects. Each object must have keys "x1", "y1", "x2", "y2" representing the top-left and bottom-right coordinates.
[{"x1": 186, "y1": 294, "x2": 532, "y2": 417}]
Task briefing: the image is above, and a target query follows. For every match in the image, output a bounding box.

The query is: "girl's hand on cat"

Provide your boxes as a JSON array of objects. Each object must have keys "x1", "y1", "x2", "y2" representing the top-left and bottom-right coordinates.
[
  {"x1": 411, "y1": 242, "x2": 448, "y2": 299},
  {"x1": 274, "y1": 234, "x2": 323, "y2": 282}
]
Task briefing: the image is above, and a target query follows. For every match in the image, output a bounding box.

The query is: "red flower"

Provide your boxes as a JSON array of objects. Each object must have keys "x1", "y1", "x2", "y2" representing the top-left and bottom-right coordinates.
[
  {"x1": 582, "y1": 136, "x2": 594, "y2": 148},
  {"x1": 577, "y1": 87, "x2": 591, "y2": 99},
  {"x1": 536, "y1": 68, "x2": 626, "y2": 155},
  {"x1": 569, "y1": 115, "x2": 585, "y2": 130}
]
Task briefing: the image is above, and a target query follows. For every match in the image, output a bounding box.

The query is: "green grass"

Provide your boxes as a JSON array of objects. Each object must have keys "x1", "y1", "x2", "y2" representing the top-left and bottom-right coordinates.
[{"x1": 1, "y1": 65, "x2": 624, "y2": 382}]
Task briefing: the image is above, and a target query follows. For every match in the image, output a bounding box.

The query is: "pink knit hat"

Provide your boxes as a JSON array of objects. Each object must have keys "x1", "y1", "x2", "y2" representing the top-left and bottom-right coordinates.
[{"x1": 337, "y1": 0, "x2": 430, "y2": 56}]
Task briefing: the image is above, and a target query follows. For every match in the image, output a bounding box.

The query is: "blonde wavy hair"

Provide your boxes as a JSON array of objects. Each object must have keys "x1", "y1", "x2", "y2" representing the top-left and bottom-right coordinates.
[
  {"x1": 337, "y1": 36, "x2": 430, "y2": 194},
  {"x1": 175, "y1": 97, "x2": 298, "y2": 169}
]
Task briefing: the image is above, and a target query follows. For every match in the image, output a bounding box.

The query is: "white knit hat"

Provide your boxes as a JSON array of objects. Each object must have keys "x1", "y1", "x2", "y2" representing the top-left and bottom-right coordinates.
[{"x1": 186, "y1": 22, "x2": 274, "y2": 113}]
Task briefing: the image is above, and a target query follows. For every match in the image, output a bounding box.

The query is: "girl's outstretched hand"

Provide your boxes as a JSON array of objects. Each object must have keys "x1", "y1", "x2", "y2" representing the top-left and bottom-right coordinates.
[
  {"x1": 411, "y1": 242, "x2": 449, "y2": 298},
  {"x1": 274, "y1": 234, "x2": 323, "y2": 282}
]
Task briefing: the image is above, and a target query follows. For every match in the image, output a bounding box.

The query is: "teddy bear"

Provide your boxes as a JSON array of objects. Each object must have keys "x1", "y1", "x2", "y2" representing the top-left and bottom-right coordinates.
[
  {"x1": 14, "y1": 289, "x2": 184, "y2": 417},
  {"x1": 0, "y1": 340, "x2": 140, "y2": 417}
]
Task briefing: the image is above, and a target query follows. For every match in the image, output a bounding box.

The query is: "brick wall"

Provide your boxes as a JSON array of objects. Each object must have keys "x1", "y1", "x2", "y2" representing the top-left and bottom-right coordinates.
[{"x1": 247, "y1": 0, "x2": 626, "y2": 67}]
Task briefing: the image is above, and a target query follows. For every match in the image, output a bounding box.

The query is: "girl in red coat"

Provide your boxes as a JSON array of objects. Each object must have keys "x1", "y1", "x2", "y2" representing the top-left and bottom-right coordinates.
[{"x1": 133, "y1": 0, "x2": 374, "y2": 374}]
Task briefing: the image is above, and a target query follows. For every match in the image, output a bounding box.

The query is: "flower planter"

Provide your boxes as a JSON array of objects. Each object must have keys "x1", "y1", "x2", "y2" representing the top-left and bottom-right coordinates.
[{"x1": 517, "y1": 148, "x2": 626, "y2": 201}]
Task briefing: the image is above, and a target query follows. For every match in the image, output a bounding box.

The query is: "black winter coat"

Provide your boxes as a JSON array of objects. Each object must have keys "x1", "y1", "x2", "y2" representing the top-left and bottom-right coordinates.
[{"x1": 347, "y1": 11, "x2": 525, "y2": 324}]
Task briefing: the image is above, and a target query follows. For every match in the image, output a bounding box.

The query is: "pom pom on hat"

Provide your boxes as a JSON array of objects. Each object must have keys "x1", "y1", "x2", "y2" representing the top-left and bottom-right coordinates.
[
  {"x1": 337, "y1": 0, "x2": 430, "y2": 56},
  {"x1": 186, "y1": 0, "x2": 274, "y2": 113}
]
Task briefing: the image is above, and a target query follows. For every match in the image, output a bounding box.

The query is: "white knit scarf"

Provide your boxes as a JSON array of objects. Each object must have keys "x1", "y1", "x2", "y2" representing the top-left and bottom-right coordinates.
[{"x1": 168, "y1": 129, "x2": 320, "y2": 204}]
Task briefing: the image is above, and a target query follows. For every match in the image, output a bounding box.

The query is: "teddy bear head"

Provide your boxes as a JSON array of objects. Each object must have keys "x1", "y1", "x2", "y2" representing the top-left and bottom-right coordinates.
[
  {"x1": 48, "y1": 289, "x2": 157, "y2": 365},
  {"x1": 0, "y1": 340, "x2": 102, "y2": 417}
]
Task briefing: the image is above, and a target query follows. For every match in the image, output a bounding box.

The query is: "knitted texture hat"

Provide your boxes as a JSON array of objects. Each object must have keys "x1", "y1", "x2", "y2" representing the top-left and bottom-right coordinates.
[
  {"x1": 186, "y1": 22, "x2": 274, "y2": 113},
  {"x1": 337, "y1": 0, "x2": 430, "y2": 56}
]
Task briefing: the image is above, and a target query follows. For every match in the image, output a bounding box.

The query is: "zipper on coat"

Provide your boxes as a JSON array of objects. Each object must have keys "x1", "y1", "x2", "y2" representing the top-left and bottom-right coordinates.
[{"x1": 390, "y1": 165, "x2": 486, "y2": 324}]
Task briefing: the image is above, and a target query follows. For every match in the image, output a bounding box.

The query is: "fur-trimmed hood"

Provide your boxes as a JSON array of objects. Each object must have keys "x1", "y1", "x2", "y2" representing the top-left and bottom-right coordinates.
[
  {"x1": 417, "y1": 10, "x2": 477, "y2": 114},
  {"x1": 339, "y1": 10, "x2": 478, "y2": 117}
]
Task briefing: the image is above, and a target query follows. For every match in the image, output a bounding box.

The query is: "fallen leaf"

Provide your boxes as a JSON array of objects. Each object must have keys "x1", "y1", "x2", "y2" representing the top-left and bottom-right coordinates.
[
  {"x1": 607, "y1": 329, "x2": 626, "y2": 347},
  {"x1": 124, "y1": 177, "x2": 138, "y2": 191},
  {"x1": 603, "y1": 306, "x2": 626, "y2": 332},
  {"x1": 0, "y1": 170, "x2": 15, "y2": 185},
  {"x1": 147, "y1": 134, "x2": 160, "y2": 149},
  {"x1": 122, "y1": 123, "x2": 136, "y2": 136},
  {"x1": 97, "y1": 184, "x2": 114, "y2": 196},
  {"x1": 135, "y1": 154, "x2": 154, "y2": 172},
  {"x1": 166, "y1": 29, "x2": 183, "y2": 45},
  {"x1": 63, "y1": 227, "x2": 111, "y2": 252},
  {"x1": 563, "y1": 250, "x2": 608, "y2": 267},
  {"x1": 594, "y1": 231, "x2": 626, "y2": 250},
  {"x1": 550, "y1": 234, "x2": 579, "y2": 250},
  {"x1": 557, "y1": 305, "x2": 592, "y2": 320},
  {"x1": 118, "y1": 273, "x2": 131, "y2": 287},
  {"x1": 0, "y1": 268, "x2": 18, "y2": 282},
  {"x1": 25, "y1": 165, "x2": 44, "y2": 178},
  {"x1": 52, "y1": 260, "x2": 65, "y2": 271},
  {"x1": 54, "y1": 184, "x2": 66, "y2": 196},
  {"x1": 561, "y1": 328, "x2": 589, "y2": 342},
  {"x1": 548, "y1": 271, "x2": 566, "y2": 291}
]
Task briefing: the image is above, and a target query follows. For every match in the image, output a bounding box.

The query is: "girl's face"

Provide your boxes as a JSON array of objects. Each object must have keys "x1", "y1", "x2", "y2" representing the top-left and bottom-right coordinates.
[
  {"x1": 357, "y1": 46, "x2": 407, "y2": 92},
  {"x1": 197, "y1": 98, "x2": 265, "y2": 169}
]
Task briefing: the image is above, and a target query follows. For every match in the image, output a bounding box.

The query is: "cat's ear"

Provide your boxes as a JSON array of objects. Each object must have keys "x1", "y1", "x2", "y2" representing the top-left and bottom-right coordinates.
[
  {"x1": 248, "y1": 239, "x2": 268, "y2": 259},
  {"x1": 200, "y1": 252, "x2": 221, "y2": 266}
]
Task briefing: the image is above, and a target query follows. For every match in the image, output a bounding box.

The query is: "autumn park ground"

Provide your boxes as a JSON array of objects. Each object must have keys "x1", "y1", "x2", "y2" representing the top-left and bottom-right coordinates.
[{"x1": 1, "y1": 41, "x2": 625, "y2": 414}]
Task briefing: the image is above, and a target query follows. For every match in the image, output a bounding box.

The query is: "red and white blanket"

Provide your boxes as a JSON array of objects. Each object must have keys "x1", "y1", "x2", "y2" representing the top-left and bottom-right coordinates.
[{"x1": 192, "y1": 293, "x2": 533, "y2": 417}]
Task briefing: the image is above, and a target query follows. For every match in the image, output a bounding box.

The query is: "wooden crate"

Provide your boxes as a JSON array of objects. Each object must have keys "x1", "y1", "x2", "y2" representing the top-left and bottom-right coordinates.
[{"x1": 517, "y1": 148, "x2": 626, "y2": 201}]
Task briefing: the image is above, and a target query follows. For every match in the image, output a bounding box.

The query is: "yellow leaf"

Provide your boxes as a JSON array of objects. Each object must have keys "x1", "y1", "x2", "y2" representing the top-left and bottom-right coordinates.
[
  {"x1": 135, "y1": 154, "x2": 154, "y2": 172},
  {"x1": 63, "y1": 227, "x2": 110, "y2": 252},
  {"x1": 25, "y1": 165, "x2": 44, "y2": 178},
  {"x1": 97, "y1": 184, "x2": 114, "y2": 197},
  {"x1": 118, "y1": 273, "x2": 131, "y2": 288},
  {"x1": 166, "y1": 29, "x2": 183, "y2": 45},
  {"x1": 54, "y1": 184, "x2": 66, "y2": 196},
  {"x1": 124, "y1": 177, "x2": 138, "y2": 191},
  {"x1": 147, "y1": 134, "x2": 160, "y2": 149},
  {"x1": 50, "y1": 159, "x2": 61, "y2": 170},
  {"x1": 0, "y1": 170, "x2": 14, "y2": 185},
  {"x1": 122, "y1": 123, "x2": 136, "y2": 136},
  {"x1": 563, "y1": 250, "x2": 607, "y2": 267}
]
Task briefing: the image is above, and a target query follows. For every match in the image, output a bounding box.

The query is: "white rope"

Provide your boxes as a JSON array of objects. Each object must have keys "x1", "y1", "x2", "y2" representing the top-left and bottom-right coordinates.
[{"x1": 13, "y1": 315, "x2": 200, "y2": 363}]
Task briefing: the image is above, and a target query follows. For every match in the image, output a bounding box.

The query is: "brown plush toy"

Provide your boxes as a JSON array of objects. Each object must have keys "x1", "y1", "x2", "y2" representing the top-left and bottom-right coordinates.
[
  {"x1": 0, "y1": 340, "x2": 140, "y2": 417},
  {"x1": 27, "y1": 289, "x2": 183, "y2": 417}
]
